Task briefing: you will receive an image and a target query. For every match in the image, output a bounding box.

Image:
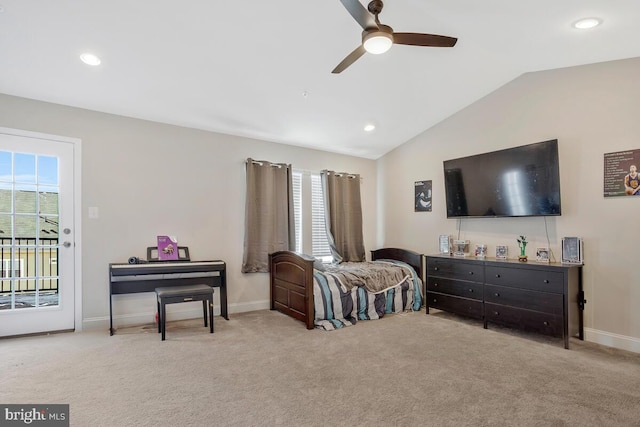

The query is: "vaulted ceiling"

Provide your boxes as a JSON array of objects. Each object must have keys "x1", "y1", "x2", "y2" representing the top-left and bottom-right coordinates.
[{"x1": 1, "y1": 1, "x2": 640, "y2": 159}]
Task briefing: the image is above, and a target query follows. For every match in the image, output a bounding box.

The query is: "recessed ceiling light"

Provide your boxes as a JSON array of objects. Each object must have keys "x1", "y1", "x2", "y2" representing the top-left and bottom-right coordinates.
[
  {"x1": 80, "y1": 53, "x2": 101, "y2": 66},
  {"x1": 364, "y1": 124, "x2": 376, "y2": 132},
  {"x1": 573, "y1": 18, "x2": 602, "y2": 30}
]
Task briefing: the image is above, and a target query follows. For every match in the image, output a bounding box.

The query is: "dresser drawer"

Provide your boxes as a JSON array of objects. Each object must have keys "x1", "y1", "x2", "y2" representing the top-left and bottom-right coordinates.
[
  {"x1": 427, "y1": 258, "x2": 484, "y2": 282},
  {"x1": 485, "y1": 284, "x2": 563, "y2": 315},
  {"x1": 427, "y1": 277, "x2": 483, "y2": 300},
  {"x1": 485, "y1": 303, "x2": 562, "y2": 337},
  {"x1": 427, "y1": 292, "x2": 483, "y2": 319},
  {"x1": 485, "y1": 266, "x2": 564, "y2": 293}
]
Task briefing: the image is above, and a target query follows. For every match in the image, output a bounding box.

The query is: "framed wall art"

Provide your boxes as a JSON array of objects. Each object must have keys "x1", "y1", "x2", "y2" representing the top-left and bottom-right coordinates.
[
  {"x1": 603, "y1": 149, "x2": 640, "y2": 197},
  {"x1": 414, "y1": 180, "x2": 432, "y2": 212}
]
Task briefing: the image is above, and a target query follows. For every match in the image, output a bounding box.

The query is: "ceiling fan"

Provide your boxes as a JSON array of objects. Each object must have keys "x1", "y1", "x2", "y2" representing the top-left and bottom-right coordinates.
[{"x1": 332, "y1": 0, "x2": 458, "y2": 73}]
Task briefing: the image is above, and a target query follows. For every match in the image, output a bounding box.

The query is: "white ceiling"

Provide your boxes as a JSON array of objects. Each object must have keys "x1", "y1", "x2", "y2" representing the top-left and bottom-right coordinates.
[{"x1": 1, "y1": 1, "x2": 640, "y2": 159}]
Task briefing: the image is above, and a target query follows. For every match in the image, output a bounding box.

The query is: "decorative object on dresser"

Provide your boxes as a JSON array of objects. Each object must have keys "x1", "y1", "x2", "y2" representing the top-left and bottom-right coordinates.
[
  {"x1": 269, "y1": 248, "x2": 424, "y2": 330},
  {"x1": 517, "y1": 235, "x2": 528, "y2": 262},
  {"x1": 453, "y1": 239, "x2": 469, "y2": 257},
  {"x1": 495, "y1": 245, "x2": 508, "y2": 260},
  {"x1": 425, "y1": 255, "x2": 585, "y2": 349},
  {"x1": 474, "y1": 244, "x2": 487, "y2": 259},
  {"x1": 561, "y1": 237, "x2": 584, "y2": 264},
  {"x1": 439, "y1": 235, "x2": 451, "y2": 254},
  {"x1": 536, "y1": 247, "x2": 550, "y2": 263}
]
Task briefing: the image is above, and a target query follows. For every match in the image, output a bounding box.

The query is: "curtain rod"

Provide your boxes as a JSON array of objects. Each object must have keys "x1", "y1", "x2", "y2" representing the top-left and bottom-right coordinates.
[
  {"x1": 246, "y1": 158, "x2": 286, "y2": 168},
  {"x1": 321, "y1": 169, "x2": 358, "y2": 179}
]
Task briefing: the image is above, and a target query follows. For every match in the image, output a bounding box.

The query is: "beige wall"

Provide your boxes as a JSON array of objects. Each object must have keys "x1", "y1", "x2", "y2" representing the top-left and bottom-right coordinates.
[
  {"x1": 0, "y1": 94, "x2": 377, "y2": 328},
  {"x1": 2, "y1": 56, "x2": 639, "y2": 352},
  {"x1": 377, "y1": 57, "x2": 640, "y2": 352}
]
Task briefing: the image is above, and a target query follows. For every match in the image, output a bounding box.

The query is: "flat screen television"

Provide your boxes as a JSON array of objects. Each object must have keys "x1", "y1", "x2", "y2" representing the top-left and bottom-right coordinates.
[{"x1": 443, "y1": 139, "x2": 561, "y2": 218}]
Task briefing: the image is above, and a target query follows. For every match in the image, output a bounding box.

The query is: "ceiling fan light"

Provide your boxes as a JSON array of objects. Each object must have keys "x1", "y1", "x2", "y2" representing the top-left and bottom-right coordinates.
[{"x1": 363, "y1": 32, "x2": 393, "y2": 54}]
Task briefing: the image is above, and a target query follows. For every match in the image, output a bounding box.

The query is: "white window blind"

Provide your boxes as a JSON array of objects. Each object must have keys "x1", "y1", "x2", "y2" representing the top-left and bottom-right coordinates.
[
  {"x1": 292, "y1": 171, "x2": 302, "y2": 253},
  {"x1": 291, "y1": 171, "x2": 332, "y2": 261},
  {"x1": 311, "y1": 174, "x2": 331, "y2": 259}
]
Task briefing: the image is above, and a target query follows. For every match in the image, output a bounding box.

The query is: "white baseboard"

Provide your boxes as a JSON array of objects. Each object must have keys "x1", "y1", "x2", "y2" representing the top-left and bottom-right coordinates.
[
  {"x1": 585, "y1": 328, "x2": 640, "y2": 354},
  {"x1": 83, "y1": 299, "x2": 271, "y2": 331}
]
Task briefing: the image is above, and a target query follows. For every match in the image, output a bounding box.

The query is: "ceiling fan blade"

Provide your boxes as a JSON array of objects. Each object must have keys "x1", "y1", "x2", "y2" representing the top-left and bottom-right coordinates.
[
  {"x1": 339, "y1": 0, "x2": 378, "y2": 30},
  {"x1": 393, "y1": 33, "x2": 458, "y2": 48},
  {"x1": 332, "y1": 45, "x2": 367, "y2": 74}
]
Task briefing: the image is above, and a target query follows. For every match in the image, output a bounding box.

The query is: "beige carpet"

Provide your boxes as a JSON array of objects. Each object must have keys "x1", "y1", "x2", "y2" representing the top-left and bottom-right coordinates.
[{"x1": 1, "y1": 309, "x2": 639, "y2": 426}]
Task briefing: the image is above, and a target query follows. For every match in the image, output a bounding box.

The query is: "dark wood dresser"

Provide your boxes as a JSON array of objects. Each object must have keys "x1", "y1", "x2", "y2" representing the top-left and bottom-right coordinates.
[{"x1": 426, "y1": 254, "x2": 585, "y2": 349}]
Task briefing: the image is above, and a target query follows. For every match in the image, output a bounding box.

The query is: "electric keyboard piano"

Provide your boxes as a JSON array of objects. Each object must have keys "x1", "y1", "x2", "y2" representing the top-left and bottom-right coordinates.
[{"x1": 109, "y1": 260, "x2": 227, "y2": 335}]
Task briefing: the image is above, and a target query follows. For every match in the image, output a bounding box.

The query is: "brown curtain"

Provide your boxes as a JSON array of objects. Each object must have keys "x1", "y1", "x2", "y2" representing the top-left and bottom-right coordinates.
[
  {"x1": 242, "y1": 158, "x2": 295, "y2": 273},
  {"x1": 321, "y1": 170, "x2": 365, "y2": 263}
]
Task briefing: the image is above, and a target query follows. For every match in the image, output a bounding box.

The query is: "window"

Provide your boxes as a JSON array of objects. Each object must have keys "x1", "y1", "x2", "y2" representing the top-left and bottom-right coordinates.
[
  {"x1": 310, "y1": 174, "x2": 331, "y2": 261},
  {"x1": 292, "y1": 171, "x2": 303, "y2": 254},
  {"x1": 292, "y1": 170, "x2": 332, "y2": 261},
  {"x1": 1, "y1": 259, "x2": 24, "y2": 278}
]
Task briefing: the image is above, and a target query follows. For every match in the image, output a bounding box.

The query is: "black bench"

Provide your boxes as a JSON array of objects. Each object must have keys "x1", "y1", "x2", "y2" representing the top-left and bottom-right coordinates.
[{"x1": 155, "y1": 284, "x2": 214, "y2": 341}]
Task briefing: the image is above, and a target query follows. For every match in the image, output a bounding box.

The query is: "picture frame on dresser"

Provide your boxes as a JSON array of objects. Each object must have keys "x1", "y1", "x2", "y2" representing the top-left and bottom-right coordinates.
[
  {"x1": 475, "y1": 244, "x2": 487, "y2": 259},
  {"x1": 496, "y1": 245, "x2": 508, "y2": 260},
  {"x1": 453, "y1": 240, "x2": 469, "y2": 257},
  {"x1": 536, "y1": 247, "x2": 550, "y2": 263},
  {"x1": 562, "y1": 237, "x2": 583, "y2": 264},
  {"x1": 439, "y1": 235, "x2": 451, "y2": 254}
]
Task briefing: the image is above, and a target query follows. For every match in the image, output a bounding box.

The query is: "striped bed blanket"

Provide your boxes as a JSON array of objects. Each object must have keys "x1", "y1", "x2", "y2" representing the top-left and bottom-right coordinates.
[{"x1": 313, "y1": 259, "x2": 423, "y2": 331}]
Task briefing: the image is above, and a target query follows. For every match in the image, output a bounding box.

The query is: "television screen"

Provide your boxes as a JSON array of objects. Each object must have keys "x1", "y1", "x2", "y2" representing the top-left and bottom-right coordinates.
[{"x1": 443, "y1": 139, "x2": 561, "y2": 218}]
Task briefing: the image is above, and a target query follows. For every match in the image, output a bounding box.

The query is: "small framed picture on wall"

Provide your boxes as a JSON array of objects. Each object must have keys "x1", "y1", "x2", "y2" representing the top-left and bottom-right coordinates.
[{"x1": 414, "y1": 180, "x2": 432, "y2": 212}]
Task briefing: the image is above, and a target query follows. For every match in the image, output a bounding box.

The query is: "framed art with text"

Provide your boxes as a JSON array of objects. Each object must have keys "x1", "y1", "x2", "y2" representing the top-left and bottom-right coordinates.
[{"x1": 603, "y1": 149, "x2": 640, "y2": 197}]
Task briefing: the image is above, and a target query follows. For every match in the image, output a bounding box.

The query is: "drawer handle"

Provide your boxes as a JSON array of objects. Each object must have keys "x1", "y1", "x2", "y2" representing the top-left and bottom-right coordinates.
[
  {"x1": 495, "y1": 274, "x2": 501, "y2": 278},
  {"x1": 468, "y1": 289, "x2": 474, "y2": 293},
  {"x1": 543, "y1": 321, "x2": 549, "y2": 326},
  {"x1": 493, "y1": 311, "x2": 499, "y2": 316},
  {"x1": 468, "y1": 271, "x2": 474, "y2": 275},
  {"x1": 433, "y1": 299, "x2": 437, "y2": 303},
  {"x1": 434, "y1": 267, "x2": 439, "y2": 271},
  {"x1": 494, "y1": 292, "x2": 500, "y2": 297},
  {"x1": 434, "y1": 283, "x2": 439, "y2": 287},
  {"x1": 543, "y1": 279, "x2": 550, "y2": 284}
]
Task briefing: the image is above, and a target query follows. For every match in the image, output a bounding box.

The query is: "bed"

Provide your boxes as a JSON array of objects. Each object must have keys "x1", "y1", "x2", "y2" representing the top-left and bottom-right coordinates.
[{"x1": 269, "y1": 248, "x2": 424, "y2": 330}]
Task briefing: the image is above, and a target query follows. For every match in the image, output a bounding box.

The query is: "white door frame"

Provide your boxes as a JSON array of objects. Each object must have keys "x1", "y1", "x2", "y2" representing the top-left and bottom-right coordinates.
[{"x1": 0, "y1": 126, "x2": 82, "y2": 332}]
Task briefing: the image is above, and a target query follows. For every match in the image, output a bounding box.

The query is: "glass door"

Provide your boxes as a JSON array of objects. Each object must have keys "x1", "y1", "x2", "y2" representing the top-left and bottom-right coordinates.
[{"x1": 0, "y1": 131, "x2": 76, "y2": 336}]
